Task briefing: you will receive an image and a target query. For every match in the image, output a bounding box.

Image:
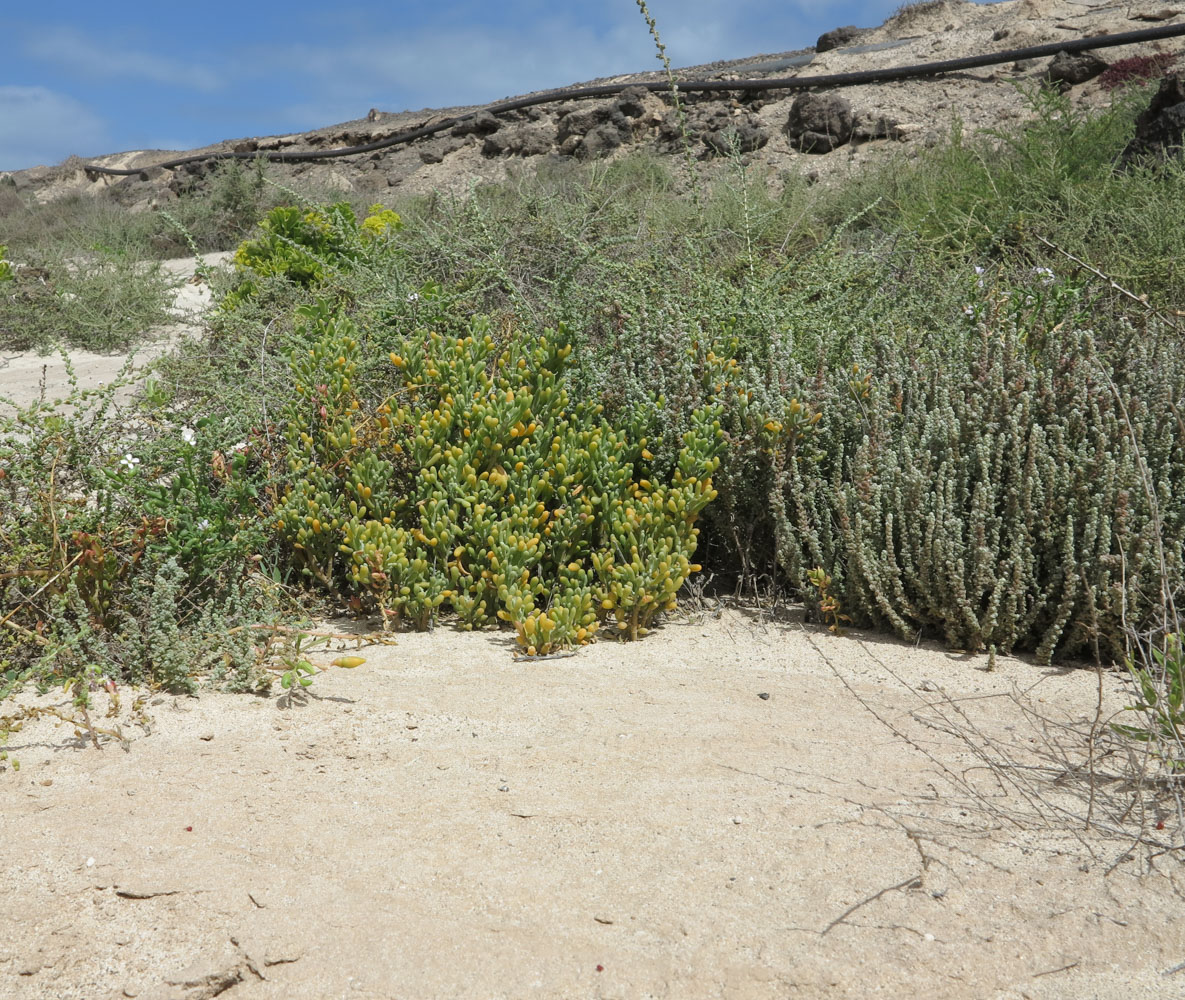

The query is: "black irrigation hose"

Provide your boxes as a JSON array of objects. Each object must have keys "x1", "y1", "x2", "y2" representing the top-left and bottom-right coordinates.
[{"x1": 85, "y1": 22, "x2": 1185, "y2": 178}]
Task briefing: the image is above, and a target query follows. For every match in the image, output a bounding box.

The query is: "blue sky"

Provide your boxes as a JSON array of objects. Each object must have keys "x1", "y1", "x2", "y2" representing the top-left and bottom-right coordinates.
[{"x1": 2, "y1": 1, "x2": 967, "y2": 171}]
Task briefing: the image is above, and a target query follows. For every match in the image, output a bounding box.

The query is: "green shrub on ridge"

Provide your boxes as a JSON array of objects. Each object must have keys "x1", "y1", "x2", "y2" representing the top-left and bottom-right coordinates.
[{"x1": 223, "y1": 201, "x2": 403, "y2": 309}]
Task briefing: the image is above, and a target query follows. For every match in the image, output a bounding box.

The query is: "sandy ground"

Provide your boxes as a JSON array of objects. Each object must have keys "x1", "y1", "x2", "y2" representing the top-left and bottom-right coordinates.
[
  {"x1": 0, "y1": 252, "x2": 231, "y2": 414},
  {"x1": 2, "y1": 610, "x2": 1182, "y2": 1000}
]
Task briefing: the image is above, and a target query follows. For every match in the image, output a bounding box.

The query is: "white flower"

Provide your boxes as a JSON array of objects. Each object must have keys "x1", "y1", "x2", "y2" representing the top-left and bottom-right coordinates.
[
  {"x1": 232, "y1": 441, "x2": 249, "y2": 453},
  {"x1": 196, "y1": 518, "x2": 211, "y2": 531},
  {"x1": 973, "y1": 265, "x2": 986, "y2": 289},
  {"x1": 181, "y1": 426, "x2": 196, "y2": 446},
  {"x1": 963, "y1": 305, "x2": 976, "y2": 318},
  {"x1": 406, "y1": 292, "x2": 420, "y2": 303},
  {"x1": 119, "y1": 454, "x2": 141, "y2": 473},
  {"x1": 1032, "y1": 267, "x2": 1055, "y2": 285}
]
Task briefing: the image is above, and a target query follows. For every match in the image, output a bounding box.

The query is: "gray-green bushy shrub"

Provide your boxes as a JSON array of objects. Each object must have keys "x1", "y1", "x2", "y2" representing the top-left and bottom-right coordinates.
[{"x1": 769, "y1": 302, "x2": 1184, "y2": 663}]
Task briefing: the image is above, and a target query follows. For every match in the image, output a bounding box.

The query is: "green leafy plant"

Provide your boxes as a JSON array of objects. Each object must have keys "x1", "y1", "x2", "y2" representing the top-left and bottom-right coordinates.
[
  {"x1": 133, "y1": 419, "x2": 269, "y2": 589},
  {"x1": 1114, "y1": 633, "x2": 1185, "y2": 767},
  {"x1": 223, "y1": 201, "x2": 403, "y2": 309},
  {"x1": 258, "y1": 629, "x2": 367, "y2": 706},
  {"x1": 274, "y1": 301, "x2": 725, "y2": 655},
  {"x1": 0, "y1": 370, "x2": 282, "y2": 695},
  {"x1": 271, "y1": 631, "x2": 320, "y2": 705}
]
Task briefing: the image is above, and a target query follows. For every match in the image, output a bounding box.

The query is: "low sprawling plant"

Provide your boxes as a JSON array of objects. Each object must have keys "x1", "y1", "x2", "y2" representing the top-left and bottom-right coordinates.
[
  {"x1": 0, "y1": 245, "x2": 172, "y2": 353},
  {"x1": 0, "y1": 367, "x2": 285, "y2": 695},
  {"x1": 272, "y1": 300, "x2": 725, "y2": 654}
]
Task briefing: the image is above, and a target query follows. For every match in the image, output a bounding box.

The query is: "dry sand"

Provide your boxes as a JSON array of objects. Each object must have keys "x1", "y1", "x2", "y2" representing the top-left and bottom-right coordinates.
[{"x1": 2, "y1": 611, "x2": 1181, "y2": 1000}]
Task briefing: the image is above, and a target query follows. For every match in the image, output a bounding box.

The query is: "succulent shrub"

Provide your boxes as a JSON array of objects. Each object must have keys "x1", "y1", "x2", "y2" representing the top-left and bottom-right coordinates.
[
  {"x1": 275, "y1": 301, "x2": 725, "y2": 654},
  {"x1": 223, "y1": 201, "x2": 403, "y2": 309}
]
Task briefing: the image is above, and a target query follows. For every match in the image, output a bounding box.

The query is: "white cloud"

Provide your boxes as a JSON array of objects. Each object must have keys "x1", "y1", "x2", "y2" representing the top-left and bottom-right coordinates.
[
  {"x1": 23, "y1": 27, "x2": 223, "y2": 92},
  {"x1": 3, "y1": 2, "x2": 892, "y2": 165},
  {"x1": 249, "y1": 0, "x2": 840, "y2": 132},
  {"x1": 254, "y1": 11, "x2": 795, "y2": 131},
  {"x1": 0, "y1": 86, "x2": 109, "y2": 170}
]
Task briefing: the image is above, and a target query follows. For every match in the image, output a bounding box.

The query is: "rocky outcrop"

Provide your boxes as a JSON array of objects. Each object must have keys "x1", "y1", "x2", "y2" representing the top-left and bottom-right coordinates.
[
  {"x1": 554, "y1": 88, "x2": 654, "y2": 159},
  {"x1": 816, "y1": 26, "x2": 869, "y2": 53},
  {"x1": 1043, "y1": 50, "x2": 1108, "y2": 89},
  {"x1": 418, "y1": 140, "x2": 461, "y2": 164},
  {"x1": 786, "y1": 93, "x2": 855, "y2": 153},
  {"x1": 701, "y1": 118, "x2": 769, "y2": 156},
  {"x1": 451, "y1": 112, "x2": 501, "y2": 137},
  {"x1": 1120, "y1": 71, "x2": 1185, "y2": 166},
  {"x1": 483, "y1": 125, "x2": 552, "y2": 158},
  {"x1": 852, "y1": 115, "x2": 909, "y2": 143}
]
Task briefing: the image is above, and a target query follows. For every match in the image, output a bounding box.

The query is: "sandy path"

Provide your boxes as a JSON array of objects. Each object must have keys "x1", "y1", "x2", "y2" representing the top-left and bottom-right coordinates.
[
  {"x1": 2, "y1": 612, "x2": 1181, "y2": 999},
  {"x1": 0, "y1": 252, "x2": 231, "y2": 414}
]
